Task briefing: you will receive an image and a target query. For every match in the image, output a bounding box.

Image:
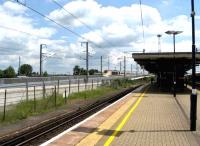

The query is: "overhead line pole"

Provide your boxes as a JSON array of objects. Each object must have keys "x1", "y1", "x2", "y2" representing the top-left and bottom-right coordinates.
[
  {"x1": 120, "y1": 61, "x2": 121, "y2": 74},
  {"x1": 124, "y1": 56, "x2": 126, "y2": 78},
  {"x1": 86, "y1": 42, "x2": 89, "y2": 81},
  {"x1": 40, "y1": 44, "x2": 42, "y2": 76},
  {"x1": 108, "y1": 56, "x2": 110, "y2": 70},
  {"x1": 40, "y1": 44, "x2": 47, "y2": 77},
  {"x1": 81, "y1": 42, "x2": 89, "y2": 81},
  {"x1": 101, "y1": 56, "x2": 103, "y2": 76},
  {"x1": 18, "y1": 56, "x2": 21, "y2": 75}
]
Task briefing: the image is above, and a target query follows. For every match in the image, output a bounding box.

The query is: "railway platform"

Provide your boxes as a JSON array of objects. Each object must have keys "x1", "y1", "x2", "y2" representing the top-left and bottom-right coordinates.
[{"x1": 41, "y1": 84, "x2": 200, "y2": 146}]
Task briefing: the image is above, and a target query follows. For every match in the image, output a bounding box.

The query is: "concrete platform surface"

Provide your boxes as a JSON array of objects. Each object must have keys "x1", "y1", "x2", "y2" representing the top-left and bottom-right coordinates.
[{"x1": 41, "y1": 85, "x2": 200, "y2": 146}]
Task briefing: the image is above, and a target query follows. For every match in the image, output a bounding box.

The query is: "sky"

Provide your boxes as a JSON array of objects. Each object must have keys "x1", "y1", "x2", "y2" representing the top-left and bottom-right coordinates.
[{"x1": 0, "y1": 0, "x2": 200, "y2": 74}]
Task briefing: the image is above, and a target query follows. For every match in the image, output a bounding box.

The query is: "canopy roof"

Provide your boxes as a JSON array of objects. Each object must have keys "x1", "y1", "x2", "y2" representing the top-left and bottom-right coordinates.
[{"x1": 132, "y1": 52, "x2": 200, "y2": 74}]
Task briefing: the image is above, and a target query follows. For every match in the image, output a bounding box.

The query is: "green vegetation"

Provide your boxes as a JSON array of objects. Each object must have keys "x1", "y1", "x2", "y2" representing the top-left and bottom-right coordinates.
[
  {"x1": 89, "y1": 69, "x2": 99, "y2": 75},
  {"x1": 43, "y1": 71, "x2": 48, "y2": 77},
  {"x1": 0, "y1": 78, "x2": 149, "y2": 124},
  {"x1": 73, "y1": 65, "x2": 99, "y2": 75},
  {"x1": 0, "y1": 69, "x2": 3, "y2": 78},
  {"x1": 3, "y1": 66, "x2": 16, "y2": 78},
  {"x1": 19, "y1": 64, "x2": 33, "y2": 76},
  {"x1": 0, "y1": 94, "x2": 65, "y2": 124},
  {"x1": 0, "y1": 64, "x2": 45, "y2": 78},
  {"x1": 68, "y1": 86, "x2": 116, "y2": 100}
]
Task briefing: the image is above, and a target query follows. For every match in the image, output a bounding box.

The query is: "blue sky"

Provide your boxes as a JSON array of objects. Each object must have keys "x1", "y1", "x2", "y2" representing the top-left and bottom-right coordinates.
[
  {"x1": 26, "y1": 0, "x2": 198, "y2": 18},
  {"x1": 0, "y1": 0, "x2": 200, "y2": 74}
]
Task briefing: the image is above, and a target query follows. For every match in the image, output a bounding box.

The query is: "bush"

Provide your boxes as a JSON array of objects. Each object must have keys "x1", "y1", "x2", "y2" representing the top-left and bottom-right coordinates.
[
  {"x1": 0, "y1": 69, "x2": 3, "y2": 78},
  {"x1": 19, "y1": 64, "x2": 32, "y2": 76},
  {"x1": 3, "y1": 66, "x2": 16, "y2": 78}
]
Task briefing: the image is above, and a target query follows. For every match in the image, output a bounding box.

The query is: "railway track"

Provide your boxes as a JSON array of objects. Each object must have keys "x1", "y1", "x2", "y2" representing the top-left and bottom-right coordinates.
[{"x1": 0, "y1": 85, "x2": 142, "y2": 146}]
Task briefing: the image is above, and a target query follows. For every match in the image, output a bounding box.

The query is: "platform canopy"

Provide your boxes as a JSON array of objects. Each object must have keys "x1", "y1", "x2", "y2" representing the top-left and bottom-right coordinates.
[{"x1": 132, "y1": 52, "x2": 200, "y2": 74}]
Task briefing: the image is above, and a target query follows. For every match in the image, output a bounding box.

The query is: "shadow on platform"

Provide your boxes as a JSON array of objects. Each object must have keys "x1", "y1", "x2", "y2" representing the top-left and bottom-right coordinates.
[
  {"x1": 73, "y1": 126, "x2": 190, "y2": 137},
  {"x1": 132, "y1": 84, "x2": 191, "y2": 95}
]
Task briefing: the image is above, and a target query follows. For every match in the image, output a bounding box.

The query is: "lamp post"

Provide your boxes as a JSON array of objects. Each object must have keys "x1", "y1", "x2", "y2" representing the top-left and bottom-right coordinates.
[
  {"x1": 165, "y1": 30, "x2": 183, "y2": 97},
  {"x1": 190, "y1": 0, "x2": 197, "y2": 131}
]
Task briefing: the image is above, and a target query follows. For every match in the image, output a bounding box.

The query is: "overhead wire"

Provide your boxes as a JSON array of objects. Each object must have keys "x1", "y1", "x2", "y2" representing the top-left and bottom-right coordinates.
[
  {"x1": 0, "y1": 25, "x2": 45, "y2": 39},
  {"x1": 14, "y1": 0, "x2": 87, "y2": 41},
  {"x1": 0, "y1": 25, "x2": 77, "y2": 59},
  {"x1": 0, "y1": 1, "x2": 101, "y2": 72},
  {"x1": 0, "y1": 5, "x2": 79, "y2": 61},
  {"x1": 52, "y1": 0, "x2": 116, "y2": 48},
  {"x1": 13, "y1": 0, "x2": 123, "y2": 60},
  {"x1": 14, "y1": 0, "x2": 115, "y2": 50},
  {"x1": 13, "y1": 0, "x2": 110, "y2": 54},
  {"x1": 7, "y1": 0, "x2": 136, "y2": 71},
  {"x1": 52, "y1": 0, "x2": 94, "y2": 31}
]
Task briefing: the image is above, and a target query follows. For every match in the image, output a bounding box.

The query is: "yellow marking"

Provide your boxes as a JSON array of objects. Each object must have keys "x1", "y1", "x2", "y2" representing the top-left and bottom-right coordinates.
[
  {"x1": 104, "y1": 88, "x2": 148, "y2": 146},
  {"x1": 76, "y1": 93, "x2": 140, "y2": 146}
]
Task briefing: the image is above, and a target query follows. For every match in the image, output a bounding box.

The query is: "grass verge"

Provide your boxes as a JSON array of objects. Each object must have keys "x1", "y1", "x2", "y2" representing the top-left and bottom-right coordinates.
[{"x1": 0, "y1": 78, "x2": 149, "y2": 125}]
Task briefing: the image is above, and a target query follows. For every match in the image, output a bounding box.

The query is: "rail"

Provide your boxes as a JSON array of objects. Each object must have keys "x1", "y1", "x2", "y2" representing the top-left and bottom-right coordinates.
[{"x1": 0, "y1": 85, "x2": 142, "y2": 146}]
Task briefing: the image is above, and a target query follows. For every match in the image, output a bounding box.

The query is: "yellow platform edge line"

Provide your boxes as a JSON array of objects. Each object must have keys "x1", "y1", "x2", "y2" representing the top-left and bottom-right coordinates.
[
  {"x1": 104, "y1": 87, "x2": 148, "y2": 146},
  {"x1": 76, "y1": 93, "x2": 141, "y2": 146}
]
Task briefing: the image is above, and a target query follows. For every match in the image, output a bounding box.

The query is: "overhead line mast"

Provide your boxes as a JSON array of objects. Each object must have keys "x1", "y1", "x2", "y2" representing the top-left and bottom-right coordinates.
[{"x1": 81, "y1": 42, "x2": 89, "y2": 81}]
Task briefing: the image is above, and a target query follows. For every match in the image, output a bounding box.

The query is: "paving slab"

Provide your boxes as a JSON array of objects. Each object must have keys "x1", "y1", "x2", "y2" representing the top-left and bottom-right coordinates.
[
  {"x1": 43, "y1": 85, "x2": 200, "y2": 146},
  {"x1": 95, "y1": 85, "x2": 200, "y2": 146},
  {"x1": 43, "y1": 86, "x2": 145, "y2": 146}
]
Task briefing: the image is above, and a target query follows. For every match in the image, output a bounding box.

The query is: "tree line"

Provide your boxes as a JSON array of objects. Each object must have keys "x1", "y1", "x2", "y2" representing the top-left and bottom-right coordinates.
[
  {"x1": 0, "y1": 64, "x2": 48, "y2": 78},
  {"x1": 73, "y1": 65, "x2": 100, "y2": 75},
  {"x1": 0, "y1": 64, "x2": 99, "y2": 78}
]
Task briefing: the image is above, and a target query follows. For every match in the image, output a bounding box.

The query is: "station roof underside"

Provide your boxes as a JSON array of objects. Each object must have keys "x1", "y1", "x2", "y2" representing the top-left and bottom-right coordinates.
[{"x1": 132, "y1": 52, "x2": 200, "y2": 74}]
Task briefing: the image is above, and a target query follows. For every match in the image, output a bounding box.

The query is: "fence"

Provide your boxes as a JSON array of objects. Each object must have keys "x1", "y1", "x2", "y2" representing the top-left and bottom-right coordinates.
[
  {"x1": 0, "y1": 75, "x2": 102, "y2": 85},
  {"x1": 0, "y1": 76, "x2": 137, "y2": 122}
]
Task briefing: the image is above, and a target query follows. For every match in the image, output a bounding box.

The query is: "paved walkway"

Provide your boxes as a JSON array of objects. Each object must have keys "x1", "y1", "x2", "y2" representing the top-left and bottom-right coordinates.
[
  {"x1": 42, "y1": 85, "x2": 200, "y2": 146},
  {"x1": 176, "y1": 86, "x2": 200, "y2": 129}
]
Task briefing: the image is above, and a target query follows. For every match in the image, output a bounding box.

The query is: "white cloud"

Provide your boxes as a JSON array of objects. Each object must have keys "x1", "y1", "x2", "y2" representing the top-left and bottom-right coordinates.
[
  {"x1": 2, "y1": 1, "x2": 26, "y2": 14},
  {"x1": 162, "y1": 0, "x2": 170, "y2": 6},
  {"x1": 0, "y1": 0, "x2": 198, "y2": 74},
  {"x1": 0, "y1": 1, "x2": 61, "y2": 72},
  {"x1": 47, "y1": 0, "x2": 200, "y2": 72},
  {"x1": 49, "y1": 0, "x2": 102, "y2": 27}
]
